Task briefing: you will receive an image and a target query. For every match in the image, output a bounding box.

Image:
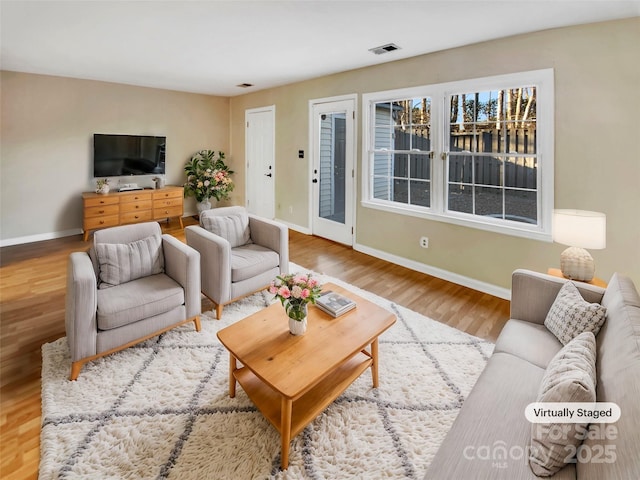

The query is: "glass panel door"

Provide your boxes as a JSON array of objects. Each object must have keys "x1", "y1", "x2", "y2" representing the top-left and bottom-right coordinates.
[{"x1": 311, "y1": 98, "x2": 355, "y2": 245}]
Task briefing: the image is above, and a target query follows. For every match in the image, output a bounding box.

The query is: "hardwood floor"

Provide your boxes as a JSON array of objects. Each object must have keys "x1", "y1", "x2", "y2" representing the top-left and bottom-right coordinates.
[{"x1": 0, "y1": 218, "x2": 510, "y2": 479}]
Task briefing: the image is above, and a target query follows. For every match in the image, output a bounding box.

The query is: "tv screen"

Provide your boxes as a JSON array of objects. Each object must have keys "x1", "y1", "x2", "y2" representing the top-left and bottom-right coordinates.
[{"x1": 93, "y1": 134, "x2": 166, "y2": 177}]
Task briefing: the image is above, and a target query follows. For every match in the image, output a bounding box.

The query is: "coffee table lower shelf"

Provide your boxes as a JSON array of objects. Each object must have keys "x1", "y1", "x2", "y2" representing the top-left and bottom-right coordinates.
[{"x1": 232, "y1": 351, "x2": 372, "y2": 467}]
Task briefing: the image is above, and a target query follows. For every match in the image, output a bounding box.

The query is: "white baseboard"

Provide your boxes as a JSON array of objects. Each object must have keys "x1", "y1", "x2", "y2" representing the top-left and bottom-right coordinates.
[
  {"x1": 354, "y1": 242, "x2": 511, "y2": 300},
  {"x1": 0, "y1": 228, "x2": 83, "y2": 247},
  {"x1": 275, "y1": 219, "x2": 312, "y2": 235}
]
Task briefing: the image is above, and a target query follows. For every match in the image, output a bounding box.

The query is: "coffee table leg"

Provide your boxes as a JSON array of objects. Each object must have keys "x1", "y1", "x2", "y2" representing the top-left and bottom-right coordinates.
[
  {"x1": 229, "y1": 354, "x2": 237, "y2": 398},
  {"x1": 280, "y1": 397, "x2": 293, "y2": 470},
  {"x1": 371, "y1": 338, "x2": 379, "y2": 388}
]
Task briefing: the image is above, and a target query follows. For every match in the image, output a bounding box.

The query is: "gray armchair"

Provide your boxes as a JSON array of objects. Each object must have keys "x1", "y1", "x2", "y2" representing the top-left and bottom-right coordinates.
[
  {"x1": 65, "y1": 222, "x2": 201, "y2": 380},
  {"x1": 185, "y1": 206, "x2": 288, "y2": 319}
]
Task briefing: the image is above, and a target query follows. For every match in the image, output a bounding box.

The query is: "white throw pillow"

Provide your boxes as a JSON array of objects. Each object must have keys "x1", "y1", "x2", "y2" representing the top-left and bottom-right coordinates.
[
  {"x1": 95, "y1": 234, "x2": 164, "y2": 288},
  {"x1": 529, "y1": 331, "x2": 597, "y2": 477},
  {"x1": 544, "y1": 281, "x2": 606, "y2": 345},
  {"x1": 201, "y1": 212, "x2": 251, "y2": 248}
]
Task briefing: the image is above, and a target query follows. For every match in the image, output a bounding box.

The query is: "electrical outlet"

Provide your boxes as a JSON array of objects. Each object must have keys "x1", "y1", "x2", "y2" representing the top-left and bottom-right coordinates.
[
  {"x1": 288, "y1": 206, "x2": 293, "y2": 214},
  {"x1": 419, "y1": 237, "x2": 429, "y2": 248}
]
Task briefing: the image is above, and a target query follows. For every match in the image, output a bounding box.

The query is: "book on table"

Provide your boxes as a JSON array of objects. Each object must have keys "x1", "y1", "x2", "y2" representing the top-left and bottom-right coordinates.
[{"x1": 315, "y1": 290, "x2": 356, "y2": 317}]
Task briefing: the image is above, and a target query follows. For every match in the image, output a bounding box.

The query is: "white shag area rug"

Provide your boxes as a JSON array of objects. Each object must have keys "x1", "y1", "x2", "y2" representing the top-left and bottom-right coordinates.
[{"x1": 40, "y1": 265, "x2": 494, "y2": 479}]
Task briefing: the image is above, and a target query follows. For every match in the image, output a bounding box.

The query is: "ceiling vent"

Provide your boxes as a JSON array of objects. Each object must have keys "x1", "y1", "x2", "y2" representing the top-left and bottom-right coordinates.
[
  {"x1": 236, "y1": 83, "x2": 254, "y2": 88},
  {"x1": 368, "y1": 43, "x2": 401, "y2": 55}
]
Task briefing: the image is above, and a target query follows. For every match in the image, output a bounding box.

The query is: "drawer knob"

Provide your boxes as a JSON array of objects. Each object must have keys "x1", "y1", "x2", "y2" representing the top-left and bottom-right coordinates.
[
  {"x1": 165, "y1": 210, "x2": 169, "y2": 214},
  {"x1": 99, "y1": 220, "x2": 104, "y2": 225},
  {"x1": 98, "y1": 210, "x2": 104, "y2": 214},
  {"x1": 100, "y1": 200, "x2": 105, "y2": 204},
  {"x1": 135, "y1": 215, "x2": 139, "y2": 219},
  {"x1": 135, "y1": 205, "x2": 139, "y2": 209}
]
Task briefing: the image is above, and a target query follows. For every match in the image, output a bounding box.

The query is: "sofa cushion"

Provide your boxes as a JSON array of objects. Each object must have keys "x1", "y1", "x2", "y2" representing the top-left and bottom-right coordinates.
[
  {"x1": 494, "y1": 319, "x2": 563, "y2": 369},
  {"x1": 544, "y1": 281, "x2": 606, "y2": 345},
  {"x1": 231, "y1": 244, "x2": 279, "y2": 283},
  {"x1": 97, "y1": 273, "x2": 184, "y2": 330},
  {"x1": 529, "y1": 331, "x2": 597, "y2": 477},
  {"x1": 201, "y1": 210, "x2": 251, "y2": 248},
  {"x1": 95, "y1": 234, "x2": 164, "y2": 288}
]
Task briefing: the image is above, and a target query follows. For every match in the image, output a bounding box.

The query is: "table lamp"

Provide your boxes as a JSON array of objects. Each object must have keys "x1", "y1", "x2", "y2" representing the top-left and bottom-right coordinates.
[{"x1": 553, "y1": 209, "x2": 606, "y2": 282}]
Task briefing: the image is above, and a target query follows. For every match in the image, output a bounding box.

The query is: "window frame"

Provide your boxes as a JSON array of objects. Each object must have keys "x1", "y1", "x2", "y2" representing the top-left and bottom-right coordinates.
[{"x1": 361, "y1": 69, "x2": 554, "y2": 241}]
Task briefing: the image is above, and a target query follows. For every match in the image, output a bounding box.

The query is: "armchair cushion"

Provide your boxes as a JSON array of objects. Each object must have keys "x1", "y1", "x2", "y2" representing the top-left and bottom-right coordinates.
[
  {"x1": 95, "y1": 234, "x2": 164, "y2": 288},
  {"x1": 201, "y1": 209, "x2": 251, "y2": 248},
  {"x1": 97, "y1": 273, "x2": 184, "y2": 330},
  {"x1": 231, "y1": 244, "x2": 280, "y2": 283}
]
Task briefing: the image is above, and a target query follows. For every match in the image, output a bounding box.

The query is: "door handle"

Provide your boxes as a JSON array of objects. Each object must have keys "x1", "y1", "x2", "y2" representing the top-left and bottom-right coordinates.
[{"x1": 265, "y1": 173, "x2": 272, "y2": 177}]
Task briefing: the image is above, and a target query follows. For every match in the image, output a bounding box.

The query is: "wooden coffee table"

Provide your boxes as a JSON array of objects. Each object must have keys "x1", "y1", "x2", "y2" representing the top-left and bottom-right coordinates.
[{"x1": 217, "y1": 283, "x2": 396, "y2": 470}]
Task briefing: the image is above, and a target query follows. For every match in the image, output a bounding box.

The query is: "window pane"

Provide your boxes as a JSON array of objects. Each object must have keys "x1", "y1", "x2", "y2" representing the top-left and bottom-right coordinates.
[
  {"x1": 475, "y1": 186, "x2": 503, "y2": 217},
  {"x1": 502, "y1": 122, "x2": 536, "y2": 154},
  {"x1": 410, "y1": 180, "x2": 430, "y2": 207},
  {"x1": 408, "y1": 125, "x2": 431, "y2": 151},
  {"x1": 450, "y1": 128, "x2": 478, "y2": 153},
  {"x1": 449, "y1": 154, "x2": 473, "y2": 183},
  {"x1": 505, "y1": 189, "x2": 537, "y2": 224},
  {"x1": 394, "y1": 153, "x2": 408, "y2": 178},
  {"x1": 448, "y1": 184, "x2": 472, "y2": 214},
  {"x1": 505, "y1": 157, "x2": 537, "y2": 189},
  {"x1": 474, "y1": 156, "x2": 503, "y2": 187},
  {"x1": 393, "y1": 179, "x2": 408, "y2": 203},
  {"x1": 372, "y1": 176, "x2": 391, "y2": 201},
  {"x1": 373, "y1": 102, "x2": 394, "y2": 149},
  {"x1": 410, "y1": 154, "x2": 430, "y2": 180},
  {"x1": 373, "y1": 152, "x2": 392, "y2": 176}
]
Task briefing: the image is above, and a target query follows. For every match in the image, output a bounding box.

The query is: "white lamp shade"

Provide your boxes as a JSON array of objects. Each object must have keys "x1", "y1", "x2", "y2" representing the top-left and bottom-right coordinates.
[{"x1": 553, "y1": 209, "x2": 606, "y2": 249}]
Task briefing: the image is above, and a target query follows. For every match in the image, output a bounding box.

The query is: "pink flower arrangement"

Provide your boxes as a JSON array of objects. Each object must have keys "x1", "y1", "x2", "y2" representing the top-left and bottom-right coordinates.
[{"x1": 270, "y1": 273, "x2": 323, "y2": 320}]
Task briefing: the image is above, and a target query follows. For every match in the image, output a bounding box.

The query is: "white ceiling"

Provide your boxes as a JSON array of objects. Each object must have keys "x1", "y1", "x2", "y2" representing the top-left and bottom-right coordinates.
[{"x1": 1, "y1": 1, "x2": 639, "y2": 97}]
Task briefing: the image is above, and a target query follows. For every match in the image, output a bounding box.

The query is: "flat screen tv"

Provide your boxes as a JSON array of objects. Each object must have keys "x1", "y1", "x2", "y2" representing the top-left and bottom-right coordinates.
[{"x1": 93, "y1": 134, "x2": 166, "y2": 177}]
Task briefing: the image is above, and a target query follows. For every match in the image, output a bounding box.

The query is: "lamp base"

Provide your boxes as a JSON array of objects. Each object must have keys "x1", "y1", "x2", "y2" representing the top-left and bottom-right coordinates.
[{"x1": 560, "y1": 246, "x2": 595, "y2": 282}]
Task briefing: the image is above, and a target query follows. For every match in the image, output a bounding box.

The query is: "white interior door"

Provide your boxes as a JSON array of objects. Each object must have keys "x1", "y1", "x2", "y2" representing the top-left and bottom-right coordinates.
[
  {"x1": 311, "y1": 98, "x2": 355, "y2": 245},
  {"x1": 245, "y1": 106, "x2": 275, "y2": 218}
]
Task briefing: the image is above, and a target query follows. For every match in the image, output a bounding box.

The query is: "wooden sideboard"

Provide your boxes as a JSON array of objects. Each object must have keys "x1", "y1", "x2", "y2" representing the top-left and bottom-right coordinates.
[{"x1": 82, "y1": 186, "x2": 184, "y2": 241}]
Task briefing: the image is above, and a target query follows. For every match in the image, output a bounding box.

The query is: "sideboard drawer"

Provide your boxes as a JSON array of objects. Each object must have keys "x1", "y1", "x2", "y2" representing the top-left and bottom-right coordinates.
[
  {"x1": 154, "y1": 197, "x2": 182, "y2": 208},
  {"x1": 120, "y1": 200, "x2": 153, "y2": 213},
  {"x1": 154, "y1": 206, "x2": 183, "y2": 219},
  {"x1": 120, "y1": 210, "x2": 153, "y2": 224},
  {"x1": 153, "y1": 189, "x2": 182, "y2": 200},
  {"x1": 84, "y1": 196, "x2": 119, "y2": 208},
  {"x1": 120, "y1": 192, "x2": 153, "y2": 203},
  {"x1": 85, "y1": 204, "x2": 119, "y2": 218},
  {"x1": 84, "y1": 215, "x2": 119, "y2": 231}
]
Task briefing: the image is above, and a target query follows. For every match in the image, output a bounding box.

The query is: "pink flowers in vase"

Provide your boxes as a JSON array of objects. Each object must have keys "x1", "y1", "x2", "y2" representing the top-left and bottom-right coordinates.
[{"x1": 269, "y1": 273, "x2": 323, "y2": 320}]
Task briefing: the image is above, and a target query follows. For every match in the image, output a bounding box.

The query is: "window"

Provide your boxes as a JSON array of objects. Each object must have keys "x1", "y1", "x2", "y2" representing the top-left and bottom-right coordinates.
[
  {"x1": 372, "y1": 98, "x2": 432, "y2": 208},
  {"x1": 362, "y1": 69, "x2": 554, "y2": 241}
]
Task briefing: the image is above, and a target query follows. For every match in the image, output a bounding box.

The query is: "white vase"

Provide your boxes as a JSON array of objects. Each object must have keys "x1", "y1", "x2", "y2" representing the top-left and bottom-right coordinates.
[
  {"x1": 288, "y1": 316, "x2": 307, "y2": 335},
  {"x1": 96, "y1": 185, "x2": 110, "y2": 194},
  {"x1": 196, "y1": 198, "x2": 211, "y2": 214}
]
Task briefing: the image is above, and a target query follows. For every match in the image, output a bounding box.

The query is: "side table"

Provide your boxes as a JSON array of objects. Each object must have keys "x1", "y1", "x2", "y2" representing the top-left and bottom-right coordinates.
[{"x1": 547, "y1": 268, "x2": 607, "y2": 288}]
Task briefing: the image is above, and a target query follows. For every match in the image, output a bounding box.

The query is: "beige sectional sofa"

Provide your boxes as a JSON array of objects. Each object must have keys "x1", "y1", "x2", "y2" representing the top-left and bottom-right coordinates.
[{"x1": 426, "y1": 269, "x2": 640, "y2": 479}]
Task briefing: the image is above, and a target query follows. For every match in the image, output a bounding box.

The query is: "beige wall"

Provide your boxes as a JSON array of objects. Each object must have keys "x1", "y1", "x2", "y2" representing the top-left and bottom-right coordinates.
[
  {"x1": 0, "y1": 72, "x2": 229, "y2": 242},
  {"x1": 229, "y1": 18, "x2": 640, "y2": 289}
]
